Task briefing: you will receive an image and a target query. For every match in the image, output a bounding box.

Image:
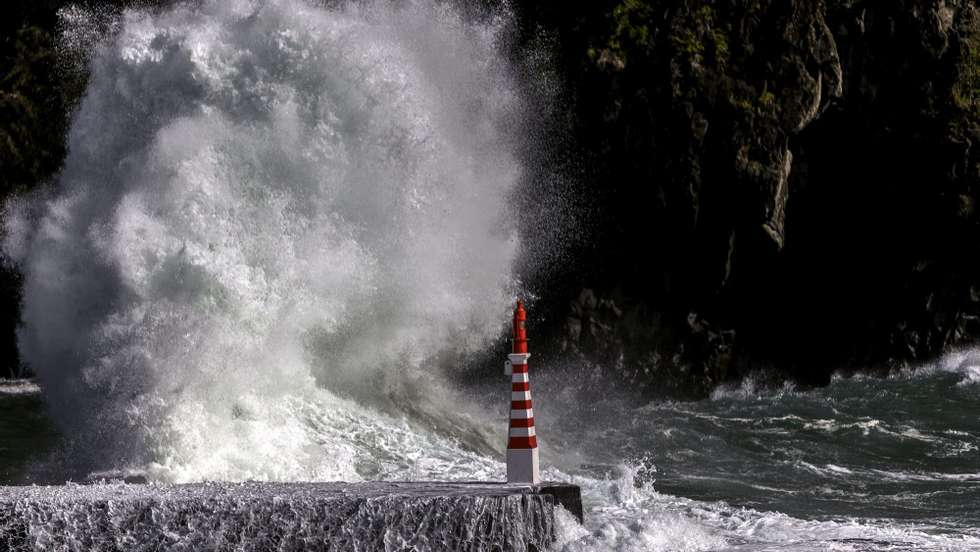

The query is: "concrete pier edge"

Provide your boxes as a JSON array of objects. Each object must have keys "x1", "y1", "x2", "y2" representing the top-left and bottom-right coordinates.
[
  {"x1": 532, "y1": 482, "x2": 584, "y2": 523},
  {"x1": 0, "y1": 480, "x2": 583, "y2": 549}
]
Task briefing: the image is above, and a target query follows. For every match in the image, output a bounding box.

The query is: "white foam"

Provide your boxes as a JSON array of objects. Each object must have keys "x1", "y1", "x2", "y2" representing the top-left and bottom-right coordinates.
[
  {"x1": 551, "y1": 463, "x2": 980, "y2": 551},
  {"x1": 3, "y1": 0, "x2": 521, "y2": 482},
  {"x1": 892, "y1": 346, "x2": 980, "y2": 386},
  {"x1": 0, "y1": 379, "x2": 41, "y2": 396},
  {"x1": 709, "y1": 373, "x2": 797, "y2": 402}
]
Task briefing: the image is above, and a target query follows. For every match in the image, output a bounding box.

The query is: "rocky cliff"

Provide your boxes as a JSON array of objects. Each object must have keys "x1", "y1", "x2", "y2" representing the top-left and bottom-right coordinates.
[{"x1": 515, "y1": 0, "x2": 980, "y2": 395}]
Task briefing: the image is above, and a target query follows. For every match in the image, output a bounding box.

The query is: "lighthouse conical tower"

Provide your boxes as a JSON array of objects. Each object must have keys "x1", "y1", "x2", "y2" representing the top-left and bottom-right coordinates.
[{"x1": 505, "y1": 299, "x2": 540, "y2": 484}]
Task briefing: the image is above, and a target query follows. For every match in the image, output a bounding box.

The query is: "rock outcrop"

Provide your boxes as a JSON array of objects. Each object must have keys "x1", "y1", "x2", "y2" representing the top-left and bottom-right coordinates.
[{"x1": 517, "y1": 0, "x2": 980, "y2": 392}]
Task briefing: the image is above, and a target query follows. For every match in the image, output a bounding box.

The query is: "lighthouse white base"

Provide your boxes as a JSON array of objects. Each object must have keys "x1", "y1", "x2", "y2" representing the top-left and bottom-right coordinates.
[{"x1": 507, "y1": 448, "x2": 540, "y2": 484}]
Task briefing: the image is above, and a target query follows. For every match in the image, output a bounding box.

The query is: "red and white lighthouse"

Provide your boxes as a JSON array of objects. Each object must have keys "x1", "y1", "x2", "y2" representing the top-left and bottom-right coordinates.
[{"x1": 505, "y1": 299, "x2": 540, "y2": 484}]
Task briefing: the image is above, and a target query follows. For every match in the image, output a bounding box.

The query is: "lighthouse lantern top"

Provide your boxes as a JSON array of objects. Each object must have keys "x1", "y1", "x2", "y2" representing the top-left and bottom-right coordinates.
[{"x1": 512, "y1": 300, "x2": 527, "y2": 354}]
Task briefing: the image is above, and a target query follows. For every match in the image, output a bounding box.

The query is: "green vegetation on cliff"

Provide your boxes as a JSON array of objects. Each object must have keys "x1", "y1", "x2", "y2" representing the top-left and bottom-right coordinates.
[{"x1": 953, "y1": 7, "x2": 980, "y2": 118}]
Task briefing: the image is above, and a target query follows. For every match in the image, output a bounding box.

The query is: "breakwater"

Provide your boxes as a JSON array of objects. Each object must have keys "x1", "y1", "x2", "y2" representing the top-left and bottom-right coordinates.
[{"x1": 0, "y1": 481, "x2": 581, "y2": 551}]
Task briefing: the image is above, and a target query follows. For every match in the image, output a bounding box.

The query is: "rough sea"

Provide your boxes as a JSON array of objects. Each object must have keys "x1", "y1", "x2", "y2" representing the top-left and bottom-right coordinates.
[{"x1": 1, "y1": 0, "x2": 978, "y2": 549}]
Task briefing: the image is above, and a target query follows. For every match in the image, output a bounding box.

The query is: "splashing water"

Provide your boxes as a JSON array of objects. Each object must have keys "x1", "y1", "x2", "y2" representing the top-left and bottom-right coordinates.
[
  {"x1": 4, "y1": 0, "x2": 520, "y2": 482},
  {"x1": 4, "y1": 1, "x2": 980, "y2": 550}
]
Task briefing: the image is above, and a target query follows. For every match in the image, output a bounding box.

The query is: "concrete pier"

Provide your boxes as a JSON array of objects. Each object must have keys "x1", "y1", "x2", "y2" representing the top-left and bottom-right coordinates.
[{"x1": 0, "y1": 481, "x2": 582, "y2": 551}]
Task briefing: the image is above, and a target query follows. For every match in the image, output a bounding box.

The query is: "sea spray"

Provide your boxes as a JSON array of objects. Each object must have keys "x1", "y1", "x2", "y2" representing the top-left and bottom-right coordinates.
[
  {"x1": 7, "y1": 1, "x2": 980, "y2": 549},
  {"x1": 3, "y1": 0, "x2": 522, "y2": 482}
]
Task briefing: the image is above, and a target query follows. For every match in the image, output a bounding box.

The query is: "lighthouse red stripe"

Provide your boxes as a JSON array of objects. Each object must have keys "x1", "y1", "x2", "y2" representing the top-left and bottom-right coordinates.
[
  {"x1": 508, "y1": 436, "x2": 537, "y2": 449},
  {"x1": 512, "y1": 382, "x2": 529, "y2": 392},
  {"x1": 511, "y1": 400, "x2": 533, "y2": 410},
  {"x1": 509, "y1": 417, "x2": 534, "y2": 428},
  {"x1": 510, "y1": 363, "x2": 528, "y2": 373}
]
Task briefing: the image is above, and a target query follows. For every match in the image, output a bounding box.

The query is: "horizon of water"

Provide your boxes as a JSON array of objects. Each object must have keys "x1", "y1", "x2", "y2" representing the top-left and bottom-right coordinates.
[{"x1": 2, "y1": 1, "x2": 979, "y2": 550}]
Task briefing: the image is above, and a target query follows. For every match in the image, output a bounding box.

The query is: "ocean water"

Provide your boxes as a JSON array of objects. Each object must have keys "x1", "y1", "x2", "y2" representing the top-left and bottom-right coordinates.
[
  {"x1": 4, "y1": 356, "x2": 980, "y2": 551},
  {"x1": 1, "y1": 0, "x2": 979, "y2": 550}
]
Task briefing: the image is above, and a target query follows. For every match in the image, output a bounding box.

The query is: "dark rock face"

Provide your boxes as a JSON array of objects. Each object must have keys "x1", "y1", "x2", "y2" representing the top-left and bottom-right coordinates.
[
  {"x1": 516, "y1": 0, "x2": 980, "y2": 393},
  {"x1": 0, "y1": 268, "x2": 22, "y2": 379},
  {"x1": 556, "y1": 288, "x2": 735, "y2": 396}
]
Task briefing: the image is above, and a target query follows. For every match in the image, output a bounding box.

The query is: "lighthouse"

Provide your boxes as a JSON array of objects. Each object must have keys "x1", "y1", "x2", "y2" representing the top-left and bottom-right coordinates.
[{"x1": 505, "y1": 299, "x2": 540, "y2": 484}]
